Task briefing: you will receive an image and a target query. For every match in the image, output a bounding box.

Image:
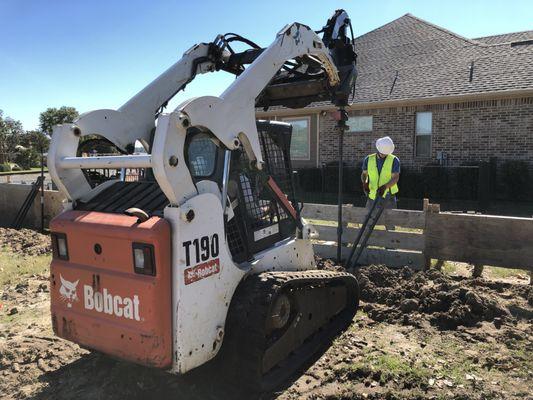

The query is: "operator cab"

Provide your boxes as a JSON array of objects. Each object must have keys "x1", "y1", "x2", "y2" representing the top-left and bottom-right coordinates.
[
  {"x1": 74, "y1": 120, "x2": 300, "y2": 265},
  {"x1": 184, "y1": 121, "x2": 300, "y2": 263}
]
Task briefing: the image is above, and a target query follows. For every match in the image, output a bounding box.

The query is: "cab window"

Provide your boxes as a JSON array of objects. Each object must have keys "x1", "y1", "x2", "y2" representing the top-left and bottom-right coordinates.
[{"x1": 187, "y1": 133, "x2": 217, "y2": 177}]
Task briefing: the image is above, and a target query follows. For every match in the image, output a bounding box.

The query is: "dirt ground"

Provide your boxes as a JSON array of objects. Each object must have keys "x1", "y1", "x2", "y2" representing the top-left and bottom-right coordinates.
[
  {"x1": 0, "y1": 228, "x2": 51, "y2": 256},
  {"x1": 1, "y1": 228, "x2": 532, "y2": 399}
]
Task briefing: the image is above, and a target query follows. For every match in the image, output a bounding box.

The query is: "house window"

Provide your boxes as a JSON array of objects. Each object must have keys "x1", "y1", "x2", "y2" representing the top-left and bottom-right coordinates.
[
  {"x1": 283, "y1": 117, "x2": 310, "y2": 160},
  {"x1": 415, "y1": 112, "x2": 432, "y2": 157},
  {"x1": 347, "y1": 116, "x2": 373, "y2": 133}
]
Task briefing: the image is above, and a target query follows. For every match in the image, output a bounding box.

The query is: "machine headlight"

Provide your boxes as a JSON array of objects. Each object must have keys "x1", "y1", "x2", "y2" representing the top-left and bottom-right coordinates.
[
  {"x1": 132, "y1": 243, "x2": 156, "y2": 276},
  {"x1": 51, "y1": 233, "x2": 69, "y2": 260}
]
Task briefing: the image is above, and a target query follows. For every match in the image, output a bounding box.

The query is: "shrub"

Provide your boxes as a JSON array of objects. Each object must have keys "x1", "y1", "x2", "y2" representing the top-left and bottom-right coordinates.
[
  {"x1": 14, "y1": 148, "x2": 40, "y2": 170},
  {"x1": 500, "y1": 160, "x2": 530, "y2": 200},
  {"x1": 296, "y1": 168, "x2": 322, "y2": 192},
  {"x1": 0, "y1": 163, "x2": 11, "y2": 172},
  {"x1": 454, "y1": 165, "x2": 479, "y2": 200},
  {"x1": 398, "y1": 168, "x2": 424, "y2": 198},
  {"x1": 323, "y1": 165, "x2": 339, "y2": 193},
  {"x1": 422, "y1": 166, "x2": 450, "y2": 199}
]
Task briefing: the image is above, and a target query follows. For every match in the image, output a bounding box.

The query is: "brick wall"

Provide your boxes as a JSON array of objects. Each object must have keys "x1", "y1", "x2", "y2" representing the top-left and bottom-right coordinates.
[{"x1": 317, "y1": 97, "x2": 533, "y2": 169}]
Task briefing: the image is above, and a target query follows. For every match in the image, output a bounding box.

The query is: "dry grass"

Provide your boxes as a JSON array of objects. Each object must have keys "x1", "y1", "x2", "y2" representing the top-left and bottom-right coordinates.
[{"x1": 0, "y1": 248, "x2": 50, "y2": 286}]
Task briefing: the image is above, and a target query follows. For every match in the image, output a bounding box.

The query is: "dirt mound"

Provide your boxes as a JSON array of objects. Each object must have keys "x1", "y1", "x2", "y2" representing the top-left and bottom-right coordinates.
[
  {"x1": 355, "y1": 265, "x2": 532, "y2": 329},
  {"x1": 0, "y1": 228, "x2": 51, "y2": 256}
]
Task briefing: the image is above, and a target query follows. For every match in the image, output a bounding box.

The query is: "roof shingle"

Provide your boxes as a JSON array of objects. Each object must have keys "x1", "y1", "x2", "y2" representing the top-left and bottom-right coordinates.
[
  {"x1": 474, "y1": 30, "x2": 533, "y2": 45},
  {"x1": 263, "y1": 14, "x2": 533, "y2": 111}
]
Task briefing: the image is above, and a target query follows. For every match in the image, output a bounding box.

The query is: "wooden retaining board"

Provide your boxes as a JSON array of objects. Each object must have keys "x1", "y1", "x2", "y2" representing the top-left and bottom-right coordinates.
[
  {"x1": 302, "y1": 204, "x2": 425, "y2": 230},
  {"x1": 314, "y1": 244, "x2": 425, "y2": 269},
  {"x1": 315, "y1": 225, "x2": 424, "y2": 252},
  {"x1": 425, "y1": 212, "x2": 533, "y2": 270}
]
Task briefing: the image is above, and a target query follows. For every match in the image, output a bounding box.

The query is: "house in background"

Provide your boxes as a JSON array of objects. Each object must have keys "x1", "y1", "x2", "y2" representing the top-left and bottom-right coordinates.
[{"x1": 256, "y1": 14, "x2": 533, "y2": 171}]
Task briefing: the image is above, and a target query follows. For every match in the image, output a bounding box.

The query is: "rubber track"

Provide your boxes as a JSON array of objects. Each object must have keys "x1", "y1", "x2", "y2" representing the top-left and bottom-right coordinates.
[{"x1": 216, "y1": 269, "x2": 359, "y2": 396}]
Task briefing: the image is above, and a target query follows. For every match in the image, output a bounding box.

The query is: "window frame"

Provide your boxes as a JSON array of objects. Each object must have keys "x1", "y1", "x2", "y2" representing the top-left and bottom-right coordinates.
[
  {"x1": 347, "y1": 115, "x2": 373, "y2": 133},
  {"x1": 415, "y1": 111, "x2": 433, "y2": 158},
  {"x1": 281, "y1": 116, "x2": 312, "y2": 161}
]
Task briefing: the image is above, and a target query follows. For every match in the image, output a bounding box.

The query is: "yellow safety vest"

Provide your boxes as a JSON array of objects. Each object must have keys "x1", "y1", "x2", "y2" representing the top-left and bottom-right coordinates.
[{"x1": 367, "y1": 153, "x2": 399, "y2": 200}]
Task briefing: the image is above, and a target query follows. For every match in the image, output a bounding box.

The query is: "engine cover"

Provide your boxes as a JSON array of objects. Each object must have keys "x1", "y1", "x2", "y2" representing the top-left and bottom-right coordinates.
[{"x1": 49, "y1": 210, "x2": 172, "y2": 368}]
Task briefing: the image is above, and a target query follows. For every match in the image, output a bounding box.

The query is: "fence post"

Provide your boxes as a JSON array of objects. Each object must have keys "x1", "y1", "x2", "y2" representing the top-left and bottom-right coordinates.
[
  {"x1": 478, "y1": 162, "x2": 490, "y2": 213},
  {"x1": 321, "y1": 164, "x2": 325, "y2": 203},
  {"x1": 422, "y1": 199, "x2": 431, "y2": 270},
  {"x1": 472, "y1": 264, "x2": 484, "y2": 278},
  {"x1": 475, "y1": 162, "x2": 488, "y2": 278},
  {"x1": 423, "y1": 199, "x2": 440, "y2": 271},
  {"x1": 434, "y1": 260, "x2": 444, "y2": 271},
  {"x1": 423, "y1": 198, "x2": 431, "y2": 270}
]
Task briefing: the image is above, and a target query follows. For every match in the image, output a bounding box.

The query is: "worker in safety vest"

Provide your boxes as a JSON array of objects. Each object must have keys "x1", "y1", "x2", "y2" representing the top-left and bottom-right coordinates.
[{"x1": 361, "y1": 136, "x2": 400, "y2": 210}]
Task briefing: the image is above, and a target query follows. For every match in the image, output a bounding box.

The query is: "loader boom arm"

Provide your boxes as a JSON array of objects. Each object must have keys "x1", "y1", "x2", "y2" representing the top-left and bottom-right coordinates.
[
  {"x1": 48, "y1": 10, "x2": 356, "y2": 205},
  {"x1": 72, "y1": 42, "x2": 224, "y2": 152}
]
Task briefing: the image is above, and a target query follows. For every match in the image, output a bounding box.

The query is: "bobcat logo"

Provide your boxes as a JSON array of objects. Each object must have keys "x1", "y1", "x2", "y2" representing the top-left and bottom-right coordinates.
[{"x1": 59, "y1": 275, "x2": 79, "y2": 308}]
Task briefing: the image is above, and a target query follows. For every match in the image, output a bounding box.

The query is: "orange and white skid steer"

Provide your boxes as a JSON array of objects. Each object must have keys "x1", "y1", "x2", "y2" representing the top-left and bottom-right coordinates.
[{"x1": 48, "y1": 9, "x2": 360, "y2": 392}]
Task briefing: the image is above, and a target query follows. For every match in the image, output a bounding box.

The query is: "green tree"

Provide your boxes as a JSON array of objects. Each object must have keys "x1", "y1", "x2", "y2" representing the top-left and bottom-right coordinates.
[
  {"x1": 20, "y1": 130, "x2": 51, "y2": 152},
  {"x1": 14, "y1": 147, "x2": 40, "y2": 170},
  {"x1": 0, "y1": 110, "x2": 24, "y2": 164},
  {"x1": 14, "y1": 130, "x2": 49, "y2": 170},
  {"x1": 39, "y1": 106, "x2": 79, "y2": 135}
]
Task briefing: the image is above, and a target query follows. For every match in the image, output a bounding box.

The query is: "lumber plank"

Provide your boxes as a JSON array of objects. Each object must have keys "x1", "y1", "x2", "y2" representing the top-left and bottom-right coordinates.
[
  {"x1": 425, "y1": 212, "x2": 533, "y2": 270},
  {"x1": 302, "y1": 203, "x2": 425, "y2": 229},
  {"x1": 315, "y1": 225, "x2": 424, "y2": 251},
  {"x1": 313, "y1": 244, "x2": 424, "y2": 269}
]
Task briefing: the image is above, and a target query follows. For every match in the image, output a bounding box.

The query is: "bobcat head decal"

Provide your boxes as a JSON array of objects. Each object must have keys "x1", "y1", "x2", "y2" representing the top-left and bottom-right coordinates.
[{"x1": 59, "y1": 275, "x2": 79, "y2": 308}]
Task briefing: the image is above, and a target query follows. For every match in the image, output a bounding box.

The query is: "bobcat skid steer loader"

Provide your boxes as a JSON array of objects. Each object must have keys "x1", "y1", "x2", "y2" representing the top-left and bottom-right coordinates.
[{"x1": 48, "y1": 9, "x2": 359, "y2": 393}]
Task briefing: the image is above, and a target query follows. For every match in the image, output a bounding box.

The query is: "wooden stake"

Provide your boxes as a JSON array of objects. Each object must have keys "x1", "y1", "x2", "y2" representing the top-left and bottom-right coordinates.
[
  {"x1": 423, "y1": 199, "x2": 440, "y2": 271},
  {"x1": 472, "y1": 264, "x2": 484, "y2": 278}
]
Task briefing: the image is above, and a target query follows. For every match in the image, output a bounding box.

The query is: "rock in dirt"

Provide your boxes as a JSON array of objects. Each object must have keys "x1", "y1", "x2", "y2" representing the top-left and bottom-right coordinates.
[
  {"x1": 37, "y1": 358, "x2": 49, "y2": 372},
  {"x1": 36, "y1": 282, "x2": 49, "y2": 293},
  {"x1": 400, "y1": 298, "x2": 419, "y2": 312},
  {"x1": 465, "y1": 291, "x2": 484, "y2": 313},
  {"x1": 15, "y1": 282, "x2": 28, "y2": 293}
]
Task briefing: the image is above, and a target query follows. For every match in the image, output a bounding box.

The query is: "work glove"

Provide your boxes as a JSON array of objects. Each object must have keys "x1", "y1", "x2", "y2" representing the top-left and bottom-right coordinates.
[
  {"x1": 362, "y1": 181, "x2": 369, "y2": 193},
  {"x1": 377, "y1": 185, "x2": 387, "y2": 197}
]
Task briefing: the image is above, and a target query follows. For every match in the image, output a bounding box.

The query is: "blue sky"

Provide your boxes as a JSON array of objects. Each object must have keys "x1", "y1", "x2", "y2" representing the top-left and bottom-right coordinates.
[{"x1": 1, "y1": 0, "x2": 532, "y2": 130}]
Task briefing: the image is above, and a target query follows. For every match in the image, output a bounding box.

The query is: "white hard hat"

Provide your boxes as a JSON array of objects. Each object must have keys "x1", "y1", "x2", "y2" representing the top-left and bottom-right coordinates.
[{"x1": 376, "y1": 136, "x2": 395, "y2": 155}]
